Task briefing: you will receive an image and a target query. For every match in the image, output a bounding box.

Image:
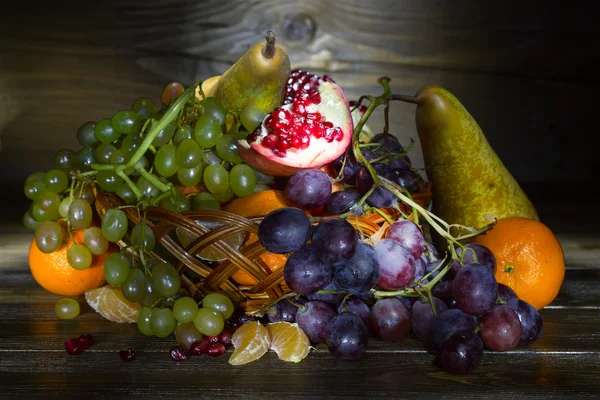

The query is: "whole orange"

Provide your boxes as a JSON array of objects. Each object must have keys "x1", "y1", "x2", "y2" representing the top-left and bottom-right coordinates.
[
  {"x1": 29, "y1": 229, "x2": 112, "y2": 296},
  {"x1": 473, "y1": 217, "x2": 565, "y2": 310}
]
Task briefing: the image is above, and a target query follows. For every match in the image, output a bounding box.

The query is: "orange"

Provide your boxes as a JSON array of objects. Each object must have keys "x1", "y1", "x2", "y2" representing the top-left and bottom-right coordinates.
[
  {"x1": 266, "y1": 321, "x2": 311, "y2": 363},
  {"x1": 228, "y1": 321, "x2": 271, "y2": 366},
  {"x1": 29, "y1": 229, "x2": 112, "y2": 296},
  {"x1": 473, "y1": 217, "x2": 565, "y2": 310},
  {"x1": 85, "y1": 285, "x2": 142, "y2": 323}
]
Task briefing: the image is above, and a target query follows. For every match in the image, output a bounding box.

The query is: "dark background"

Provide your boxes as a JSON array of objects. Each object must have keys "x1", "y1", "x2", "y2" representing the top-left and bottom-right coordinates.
[{"x1": 1, "y1": 0, "x2": 598, "y2": 216}]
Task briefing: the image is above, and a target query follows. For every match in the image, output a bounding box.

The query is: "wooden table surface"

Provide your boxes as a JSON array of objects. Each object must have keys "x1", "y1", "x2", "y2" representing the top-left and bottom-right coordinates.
[{"x1": 0, "y1": 189, "x2": 598, "y2": 399}]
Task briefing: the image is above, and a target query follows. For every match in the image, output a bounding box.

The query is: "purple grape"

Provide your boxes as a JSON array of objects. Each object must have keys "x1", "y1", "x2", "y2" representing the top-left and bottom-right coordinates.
[
  {"x1": 323, "y1": 189, "x2": 363, "y2": 216},
  {"x1": 374, "y1": 238, "x2": 416, "y2": 290},
  {"x1": 456, "y1": 243, "x2": 496, "y2": 274},
  {"x1": 389, "y1": 155, "x2": 411, "y2": 171},
  {"x1": 283, "y1": 244, "x2": 333, "y2": 296},
  {"x1": 425, "y1": 260, "x2": 444, "y2": 281},
  {"x1": 325, "y1": 312, "x2": 369, "y2": 361},
  {"x1": 370, "y1": 298, "x2": 412, "y2": 341},
  {"x1": 395, "y1": 296, "x2": 415, "y2": 309},
  {"x1": 296, "y1": 300, "x2": 337, "y2": 344},
  {"x1": 506, "y1": 298, "x2": 543, "y2": 346},
  {"x1": 384, "y1": 219, "x2": 426, "y2": 259},
  {"x1": 411, "y1": 297, "x2": 448, "y2": 342},
  {"x1": 356, "y1": 164, "x2": 398, "y2": 209},
  {"x1": 431, "y1": 280, "x2": 455, "y2": 307},
  {"x1": 395, "y1": 169, "x2": 420, "y2": 193},
  {"x1": 421, "y1": 242, "x2": 439, "y2": 264},
  {"x1": 453, "y1": 264, "x2": 498, "y2": 316},
  {"x1": 428, "y1": 308, "x2": 478, "y2": 353},
  {"x1": 479, "y1": 304, "x2": 522, "y2": 351},
  {"x1": 267, "y1": 299, "x2": 300, "y2": 323},
  {"x1": 497, "y1": 283, "x2": 518, "y2": 302},
  {"x1": 306, "y1": 279, "x2": 346, "y2": 305},
  {"x1": 333, "y1": 149, "x2": 377, "y2": 185},
  {"x1": 371, "y1": 133, "x2": 404, "y2": 154},
  {"x1": 434, "y1": 329, "x2": 483, "y2": 374},
  {"x1": 409, "y1": 258, "x2": 426, "y2": 287},
  {"x1": 283, "y1": 169, "x2": 332, "y2": 210},
  {"x1": 338, "y1": 295, "x2": 370, "y2": 328},
  {"x1": 334, "y1": 241, "x2": 379, "y2": 295},
  {"x1": 312, "y1": 218, "x2": 358, "y2": 263},
  {"x1": 258, "y1": 208, "x2": 311, "y2": 254}
]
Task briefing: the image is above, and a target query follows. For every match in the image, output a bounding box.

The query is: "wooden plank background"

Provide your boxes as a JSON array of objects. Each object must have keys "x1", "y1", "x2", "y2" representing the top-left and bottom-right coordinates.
[{"x1": 0, "y1": 0, "x2": 598, "y2": 186}]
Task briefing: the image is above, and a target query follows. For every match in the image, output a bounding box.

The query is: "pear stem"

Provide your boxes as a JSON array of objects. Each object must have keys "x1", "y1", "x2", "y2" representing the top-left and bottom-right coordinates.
[
  {"x1": 391, "y1": 94, "x2": 419, "y2": 104},
  {"x1": 263, "y1": 31, "x2": 276, "y2": 59}
]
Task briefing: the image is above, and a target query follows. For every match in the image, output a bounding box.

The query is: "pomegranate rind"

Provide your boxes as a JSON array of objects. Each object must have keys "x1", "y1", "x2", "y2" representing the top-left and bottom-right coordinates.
[{"x1": 238, "y1": 82, "x2": 353, "y2": 177}]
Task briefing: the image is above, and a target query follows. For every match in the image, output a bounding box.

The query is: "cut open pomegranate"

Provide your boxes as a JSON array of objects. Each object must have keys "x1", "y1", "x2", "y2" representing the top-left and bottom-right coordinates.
[{"x1": 238, "y1": 80, "x2": 353, "y2": 176}]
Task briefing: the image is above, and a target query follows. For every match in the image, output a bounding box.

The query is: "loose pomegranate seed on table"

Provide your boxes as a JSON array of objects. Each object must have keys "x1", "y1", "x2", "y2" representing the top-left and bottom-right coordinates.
[
  {"x1": 64, "y1": 338, "x2": 83, "y2": 356},
  {"x1": 77, "y1": 333, "x2": 93, "y2": 349},
  {"x1": 119, "y1": 348, "x2": 136, "y2": 362},
  {"x1": 169, "y1": 346, "x2": 188, "y2": 362},
  {"x1": 205, "y1": 343, "x2": 226, "y2": 357}
]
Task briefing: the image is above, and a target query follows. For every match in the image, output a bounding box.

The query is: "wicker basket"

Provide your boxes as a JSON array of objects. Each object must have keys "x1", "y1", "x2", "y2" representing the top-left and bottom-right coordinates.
[{"x1": 94, "y1": 182, "x2": 432, "y2": 314}]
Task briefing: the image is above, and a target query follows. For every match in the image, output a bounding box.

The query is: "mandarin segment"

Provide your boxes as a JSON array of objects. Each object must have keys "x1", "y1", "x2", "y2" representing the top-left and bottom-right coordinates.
[
  {"x1": 266, "y1": 321, "x2": 311, "y2": 363},
  {"x1": 85, "y1": 285, "x2": 142, "y2": 323},
  {"x1": 228, "y1": 321, "x2": 271, "y2": 366}
]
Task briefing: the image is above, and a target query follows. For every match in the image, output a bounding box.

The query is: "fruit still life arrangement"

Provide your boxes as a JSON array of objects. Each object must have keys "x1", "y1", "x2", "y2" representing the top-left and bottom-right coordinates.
[{"x1": 22, "y1": 32, "x2": 565, "y2": 374}]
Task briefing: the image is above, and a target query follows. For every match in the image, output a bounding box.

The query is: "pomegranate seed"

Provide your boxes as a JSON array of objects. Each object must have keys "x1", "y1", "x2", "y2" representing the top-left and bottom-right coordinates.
[
  {"x1": 276, "y1": 137, "x2": 292, "y2": 152},
  {"x1": 190, "y1": 338, "x2": 211, "y2": 356},
  {"x1": 308, "y1": 90, "x2": 321, "y2": 105},
  {"x1": 207, "y1": 335, "x2": 220, "y2": 344},
  {"x1": 77, "y1": 333, "x2": 93, "y2": 349},
  {"x1": 247, "y1": 131, "x2": 259, "y2": 143},
  {"x1": 120, "y1": 347, "x2": 136, "y2": 362},
  {"x1": 291, "y1": 135, "x2": 303, "y2": 149},
  {"x1": 360, "y1": 105, "x2": 368, "y2": 115},
  {"x1": 322, "y1": 75, "x2": 335, "y2": 82},
  {"x1": 349, "y1": 100, "x2": 357, "y2": 107},
  {"x1": 262, "y1": 134, "x2": 279, "y2": 149},
  {"x1": 169, "y1": 346, "x2": 188, "y2": 362},
  {"x1": 273, "y1": 149, "x2": 286, "y2": 158},
  {"x1": 228, "y1": 321, "x2": 244, "y2": 332},
  {"x1": 65, "y1": 338, "x2": 83, "y2": 356},
  {"x1": 292, "y1": 101, "x2": 307, "y2": 115},
  {"x1": 205, "y1": 343, "x2": 226, "y2": 357},
  {"x1": 333, "y1": 127, "x2": 344, "y2": 141},
  {"x1": 264, "y1": 115, "x2": 273, "y2": 129},
  {"x1": 323, "y1": 121, "x2": 334, "y2": 128},
  {"x1": 276, "y1": 128, "x2": 291, "y2": 138},
  {"x1": 218, "y1": 329, "x2": 233, "y2": 348}
]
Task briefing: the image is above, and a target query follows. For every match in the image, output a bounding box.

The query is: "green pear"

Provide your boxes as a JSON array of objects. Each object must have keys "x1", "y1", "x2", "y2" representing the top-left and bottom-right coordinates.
[
  {"x1": 212, "y1": 31, "x2": 290, "y2": 114},
  {"x1": 411, "y1": 85, "x2": 539, "y2": 232}
]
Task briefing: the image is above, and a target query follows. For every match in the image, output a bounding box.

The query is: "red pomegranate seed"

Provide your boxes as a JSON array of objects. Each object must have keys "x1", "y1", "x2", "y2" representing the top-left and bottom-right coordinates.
[
  {"x1": 276, "y1": 137, "x2": 292, "y2": 152},
  {"x1": 169, "y1": 346, "x2": 188, "y2": 362},
  {"x1": 322, "y1": 121, "x2": 334, "y2": 128},
  {"x1": 247, "y1": 131, "x2": 259, "y2": 143},
  {"x1": 207, "y1": 335, "x2": 220, "y2": 344},
  {"x1": 333, "y1": 127, "x2": 344, "y2": 141},
  {"x1": 205, "y1": 343, "x2": 226, "y2": 357},
  {"x1": 77, "y1": 333, "x2": 93, "y2": 349},
  {"x1": 292, "y1": 101, "x2": 307, "y2": 115},
  {"x1": 120, "y1": 347, "x2": 136, "y2": 362},
  {"x1": 291, "y1": 135, "x2": 303, "y2": 149},
  {"x1": 262, "y1": 134, "x2": 279, "y2": 149},
  {"x1": 190, "y1": 338, "x2": 211, "y2": 356},
  {"x1": 308, "y1": 90, "x2": 321, "y2": 105},
  {"x1": 218, "y1": 329, "x2": 233, "y2": 348},
  {"x1": 65, "y1": 338, "x2": 83, "y2": 356}
]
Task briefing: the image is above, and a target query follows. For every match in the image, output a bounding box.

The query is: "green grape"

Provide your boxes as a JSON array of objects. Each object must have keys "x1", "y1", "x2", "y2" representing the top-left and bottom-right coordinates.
[
  {"x1": 212, "y1": 187, "x2": 235, "y2": 203},
  {"x1": 174, "y1": 322, "x2": 204, "y2": 350},
  {"x1": 55, "y1": 298, "x2": 80, "y2": 320},
  {"x1": 194, "y1": 114, "x2": 222, "y2": 148},
  {"x1": 58, "y1": 196, "x2": 72, "y2": 218},
  {"x1": 193, "y1": 307, "x2": 224, "y2": 336},
  {"x1": 95, "y1": 143, "x2": 117, "y2": 164},
  {"x1": 67, "y1": 244, "x2": 92, "y2": 270},
  {"x1": 172, "y1": 124, "x2": 193, "y2": 147},
  {"x1": 94, "y1": 118, "x2": 121, "y2": 143},
  {"x1": 112, "y1": 110, "x2": 141, "y2": 135},
  {"x1": 109, "y1": 149, "x2": 129, "y2": 165},
  {"x1": 173, "y1": 296, "x2": 199, "y2": 323},
  {"x1": 131, "y1": 223, "x2": 156, "y2": 251},
  {"x1": 37, "y1": 191, "x2": 61, "y2": 214},
  {"x1": 32, "y1": 202, "x2": 59, "y2": 222},
  {"x1": 150, "y1": 308, "x2": 177, "y2": 338},
  {"x1": 137, "y1": 307, "x2": 154, "y2": 336},
  {"x1": 79, "y1": 185, "x2": 96, "y2": 204},
  {"x1": 151, "y1": 262, "x2": 181, "y2": 297},
  {"x1": 77, "y1": 146, "x2": 96, "y2": 171},
  {"x1": 35, "y1": 221, "x2": 64, "y2": 253},
  {"x1": 215, "y1": 134, "x2": 243, "y2": 164},
  {"x1": 121, "y1": 268, "x2": 146, "y2": 302},
  {"x1": 252, "y1": 168, "x2": 274, "y2": 185},
  {"x1": 229, "y1": 164, "x2": 256, "y2": 197},
  {"x1": 131, "y1": 155, "x2": 149, "y2": 176},
  {"x1": 203, "y1": 164, "x2": 229, "y2": 195},
  {"x1": 202, "y1": 293, "x2": 235, "y2": 320},
  {"x1": 83, "y1": 226, "x2": 109, "y2": 256},
  {"x1": 152, "y1": 120, "x2": 176, "y2": 147},
  {"x1": 120, "y1": 133, "x2": 143, "y2": 156},
  {"x1": 139, "y1": 279, "x2": 162, "y2": 308},
  {"x1": 131, "y1": 97, "x2": 157, "y2": 120},
  {"x1": 96, "y1": 170, "x2": 123, "y2": 193},
  {"x1": 253, "y1": 183, "x2": 271, "y2": 193},
  {"x1": 25, "y1": 172, "x2": 46, "y2": 184},
  {"x1": 68, "y1": 199, "x2": 93, "y2": 230},
  {"x1": 115, "y1": 182, "x2": 137, "y2": 204},
  {"x1": 154, "y1": 144, "x2": 178, "y2": 177},
  {"x1": 159, "y1": 190, "x2": 191, "y2": 213},
  {"x1": 200, "y1": 148, "x2": 223, "y2": 166},
  {"x1": 22, "y1": 211, "x2": 40, "y2": 231},
  {"x1": 24, "y1": 179, "x2": 46, "y2": 201},
  {"x1": 176, "y1": 138, "x2": 202, "y2": 168},
  {"x1": 177, "y1": 164, "x2": 202, "y2": 187},
  {"x1": 240, "y1": 104, "x2": 267, "y2": 132},
  {"x1": 191, "y1": 192, "x2": 220, "y2": 211},
  {"x1": 234, "y1": 129, "x2": 250, "y2": 140},
  {"x1": 104, "y1": 253, "x2": 131, "y2": 285},
  {"x1": 136, "y1": 176, "x2": 159, "y2": 199},
  {"x1": 201, "y1": 97, "x2": 227, "y2": 127},
  {"x1": 77, "y1": 121, "x2": 99, "y2": 147},
  {"x1": 43, "y1": 169, "x2": 69, "y2": 194},
  {"x1": 54, "y1": 148, "x2": 78, "y2": 171},
  {"x1": 101, "y1": 208, "x2": 128, "y2": 242}
]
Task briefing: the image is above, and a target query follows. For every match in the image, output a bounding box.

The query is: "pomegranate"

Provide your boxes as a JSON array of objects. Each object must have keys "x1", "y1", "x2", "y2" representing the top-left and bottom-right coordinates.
[{"x1": 238, "y1": 80, "x2": 353, "y2": 176}]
